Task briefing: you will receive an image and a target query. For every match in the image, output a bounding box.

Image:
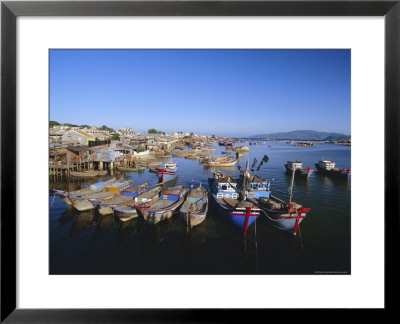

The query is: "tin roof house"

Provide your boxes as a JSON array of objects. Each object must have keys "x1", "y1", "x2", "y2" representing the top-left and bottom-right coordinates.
[{"x1": 61, "y1": 130, "x2": 96, "y2": 146}]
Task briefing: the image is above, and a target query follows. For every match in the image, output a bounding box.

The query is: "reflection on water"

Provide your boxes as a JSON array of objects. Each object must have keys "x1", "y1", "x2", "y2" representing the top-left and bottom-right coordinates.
[
  {"x1": 114, "y1": 218, "x2": 141, "y2": 248},
  {"x1": 50, "y1": 141, "x2": 350, "y2": 274},
  {"x1": 70, "y1": 211, "x2": 95, "y2": 237}
]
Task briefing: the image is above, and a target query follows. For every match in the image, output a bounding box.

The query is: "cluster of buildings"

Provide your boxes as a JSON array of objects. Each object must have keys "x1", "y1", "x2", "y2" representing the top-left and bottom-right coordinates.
[{"x1": 49, "y1": 125, "x2": 191, "y2": 150}]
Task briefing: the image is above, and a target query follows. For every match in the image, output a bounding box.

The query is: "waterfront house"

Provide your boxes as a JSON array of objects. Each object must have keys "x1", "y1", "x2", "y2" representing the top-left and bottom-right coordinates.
[{"x1": 62, "y1": 130, "x2": 96, "y2": 146}]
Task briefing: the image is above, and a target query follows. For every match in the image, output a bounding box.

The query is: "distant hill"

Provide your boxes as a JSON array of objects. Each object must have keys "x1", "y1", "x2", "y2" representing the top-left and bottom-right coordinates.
[{"x1": 249, "y1": 130, "x2": 351, "y2": 141}]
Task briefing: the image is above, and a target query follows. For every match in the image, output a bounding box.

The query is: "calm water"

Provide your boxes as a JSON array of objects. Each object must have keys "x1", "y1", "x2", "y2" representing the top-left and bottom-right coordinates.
[{"x1": 49, "y1": 142, "x2": 351, "y2": 274}]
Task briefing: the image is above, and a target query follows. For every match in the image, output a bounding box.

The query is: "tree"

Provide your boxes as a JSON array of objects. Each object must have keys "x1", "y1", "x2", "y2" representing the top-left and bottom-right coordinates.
[
  {"x1": 111, "y1": 133, "x2": 120, "y2": 140},
  {"x1": 49, "y1": 121, "x2": 60, "y2": 128},
  {"x1": 136, "y1": 145, "x2": 145, "y2": 153},
  {"x1": 190, "y1": 132, "x2": 194, "y2": 136},
  {"x1": 99, "y1": 125, "x2": 115, "y2": 132},
  {"x1": 211, "y1": 134, "x2": 216, "y2": 138},
  {"x1": 148, "y1": 128, "x2": 158, "y2": 134}
]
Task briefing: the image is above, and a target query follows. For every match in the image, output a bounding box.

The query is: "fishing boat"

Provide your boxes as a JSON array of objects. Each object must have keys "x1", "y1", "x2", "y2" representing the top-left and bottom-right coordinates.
[
  {"x1": 203, "y1": 155, "x2": 238, "y2": 167},
  {"x1": 238, "y1": 161, "x2": 310, "y2": 235},
  {"x1": 95, "y1": 180, "x2": 135, "y2": 214},
  {"x1": 116, "y1": 166, "x2": 138, "y2": 172},
  {"x1": 284, "y1": 161, "x2": 314, "y2": 178},
  {"x1": 180, "y1": 184, "x2": 208, "y2": 227},
  {"x1": 296, "y1": 141, "x2": 314, "y2": 147},
  {"x1": 139, "y1": 184, "x2": 188, "y2": 224},
  {"x1": 315, "y1": 160, "x2": 351, "y2": 179},
  {"x1": 69, "y1": 191, "x2": 116, "y2": 212},
  {"x1": 201, "y1": 145, "x2": 216, "y2": 152},
  {"x1": 69, "y1": 179, "x2": 133, "y2": 212},
  {"x1": 208, "y1": 171, "x2": 259, "y2": 236},
  {"x1": 156, "y1": 161, "x2": 178, "y2": 183},
  {"x1": 114, "y1": 185, "x2": 161, "y2": 222},
  {"x1": 96, "y1": 194, "x2": 135, "y2": 215},
  {"x1": 53, "y1": 178, "x2": 116, "y2": 205},
  {"x1": 233, "y1": 145, "x2": 249, "y2": 152},
  {"x1": 225, "y1": 142, "x2": 235, "y2": 150},
  {"x1": 70, "y1": 170, "x2": 108, "y2": 178}
]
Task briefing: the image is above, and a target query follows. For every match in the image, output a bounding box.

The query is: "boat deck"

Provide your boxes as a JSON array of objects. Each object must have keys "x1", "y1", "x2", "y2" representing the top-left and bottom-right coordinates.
[
  {"x1": 162, "y1": 185, "x2": 186, "y2": 195},
  {"x1": 181, "y1": 200, "x2": 207, "y2": 213},
  {"x1": 124, "y1": 184, "x2": 147, "y2": 194},
  {"x1": 100, "y1": 195, "x2": 133, "y2": 206},
  {"x1": 139, "y1": 187, "x2": 161, "y2": 199},
  {"x1": 146, "y1": 199, "x2": 177, "y2": 210},
  {"x1": 82, "y1": 192, "x2": 115, "y2": 199}
]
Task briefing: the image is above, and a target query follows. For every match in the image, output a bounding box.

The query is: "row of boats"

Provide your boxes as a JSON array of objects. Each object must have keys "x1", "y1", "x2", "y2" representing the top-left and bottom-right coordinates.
[
  {"x1": 53, "y1": 158, "x2": 316, "y2": 236},
  {"x1": 284, "y1": 160, "x2": 351, "y2": 179}
]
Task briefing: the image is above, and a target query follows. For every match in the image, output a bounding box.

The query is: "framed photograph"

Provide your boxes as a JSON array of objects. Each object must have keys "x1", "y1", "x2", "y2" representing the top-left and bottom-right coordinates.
[{"x1": 1, "y1": 0, "x2": 397, "y2": 321}]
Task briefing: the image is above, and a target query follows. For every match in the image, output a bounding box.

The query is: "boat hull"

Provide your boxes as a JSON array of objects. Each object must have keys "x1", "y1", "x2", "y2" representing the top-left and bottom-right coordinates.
[
  {"x1": 314, "y1": 164, "x2": 351, "y2": 178},
  {"x1": 212, "y1": 194, "x2": 259, "y2": 230},
  {"x1": 157, "y1": 170, "x2": 178, "y2": 183},
  {"x1": 69, "y1": 197, "x2": 96, "y2": 211},
  {"x1": 260, "y1": 207, "x2": 307, "y2": 233},
  {"x1": 141, "y1": 195, "x2": 186, "y2": 225},
  {"x1": 284, "y1": 165, "x2": 314, "y2": 177}
]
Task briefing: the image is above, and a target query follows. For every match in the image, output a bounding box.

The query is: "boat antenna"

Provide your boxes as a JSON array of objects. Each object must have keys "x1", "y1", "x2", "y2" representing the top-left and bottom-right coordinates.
[{"x1": 288, "y1": 166, "x2": 296, "y2": 205}]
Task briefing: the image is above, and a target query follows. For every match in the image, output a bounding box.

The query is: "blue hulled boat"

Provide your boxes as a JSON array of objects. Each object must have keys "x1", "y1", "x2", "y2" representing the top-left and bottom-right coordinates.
[{"x1": 209, "y1": 171, "x2": 259, "y2": 236}]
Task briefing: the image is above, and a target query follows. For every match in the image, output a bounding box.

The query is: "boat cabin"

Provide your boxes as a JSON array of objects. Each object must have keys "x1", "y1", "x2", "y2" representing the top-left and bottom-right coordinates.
[
  {"x1": 243, "y1": 175, "x2": 270, "y2": 199},
  {"x1": 103, "y1": 180, "x2": 133, "y2": 193},
  {"x1": 212, "y1": 172, "x2": 238, "y2": 199},
  {"x1": 318, "y1": 160, "x2": 336, "y2": 170},
  {"x1": 163, "y1": 161, "x2": 177, "y2": 170},
  {"x1": 286, "y1": 161, "x2": 303, "y2": 170}
]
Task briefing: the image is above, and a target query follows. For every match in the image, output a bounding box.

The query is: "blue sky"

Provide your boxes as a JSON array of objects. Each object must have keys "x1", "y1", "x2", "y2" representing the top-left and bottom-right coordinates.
[{"x1": 50, "y1": 49, "x2": 350, "y2": 137}]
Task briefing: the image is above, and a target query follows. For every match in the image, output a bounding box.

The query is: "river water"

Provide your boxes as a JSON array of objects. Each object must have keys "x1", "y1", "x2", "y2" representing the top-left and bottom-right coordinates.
[{"x1": 49, "y1": 141, "x2": 350, "y2": 275}]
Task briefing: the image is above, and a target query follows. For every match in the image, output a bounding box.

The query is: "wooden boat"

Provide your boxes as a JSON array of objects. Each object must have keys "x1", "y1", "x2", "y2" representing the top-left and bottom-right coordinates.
[
  {"x1": 238, "y1": 168, "x2": 310, "y2": 235},
  {"x1": 156, "y1": 161, "x2": 178, "y2": 183},
  {"x1": 233, "y1": 145, "x2": 250, "y2": 152},
  {"x1": 114, "y1": 185, "x2": 161, "y2": 221},
  {"x1": 314, "y1": 160, "x2": 351, "y2": 179},
  {"x1": 139, "y1": 185, "x2": 188, "y2": 224},
  {"x1": 96, "y1": 194, "x2": 135, "y2": 215},
  {"x1": 69, "y1": 180, "x2": 133, "y2": 212},
  {"x1": 116, "y1": 166, "x2": 137, "y2": 172},
  {"x1": 53, "y1": 178, "x2": 116, "y2": 205},
  {"x1": 208, "y1": 171, "x2": 259, "y2": 236},
  {"x1": 70, "y1": 170, "x2": 108, "y2": 178},
  {"x1": 203, "y1": 156, "x2": 238, "y2": 167},
  {"x1": 201, "y1": 146, "x2": 216, "y2": 152},
  {"x1": 69, "y1": 191, "x2": 116, "y2": 212},
  {"x1": 180, "y1": 184, "x2": 208, "y2": 227},
  {"x1": 284, "y1": 161, "x2": 314, "y2": 178},
  {"x1": 296, "y1": 141, "x2": 314, "y2": 147}
]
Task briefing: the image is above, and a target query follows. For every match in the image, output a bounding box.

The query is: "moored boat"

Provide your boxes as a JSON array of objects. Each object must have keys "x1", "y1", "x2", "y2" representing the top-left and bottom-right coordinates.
[
  {"x1": 156, "y1": 161, "x2": 178, "y2": 183},
  {"x1": 284, "y1": 161, "x2": 314, "y2": 178},
  {"x1": 70, "y1": 170, "x2": 108, "y2": 178},
  {"x1": 139, "y1": 184, "x2": 188, "y2": 224},
  {"x1": 69, "y1": 179, "x2": 133, "y2": 212},
  {"x1": 314, "y1": 160, "x2": 351, "y2": 179},
  {"x1": 180, "y1": 184, "x2": 208, "y2": 227},
  {"x1": 69, "y1": 191, "x2": 116, "y2": 212},
  {"x1": 238, "y1": 167, "x2": 310, "y2": 235},
  {"x1": 233, "y1": 145, "x2": 250, "y2": 152},
  {"x1": 208, "y1": 171, "x2": 259, "y2": 236},
  {"x1": 114, "y1": 185, "x2": 161, "y2": 222},
  {"x1": 53, "y1": 178, "x2": 116, "y2": 205},
  {"x1": 203, "y1": 155, "x2": 238, "y2": 167}
]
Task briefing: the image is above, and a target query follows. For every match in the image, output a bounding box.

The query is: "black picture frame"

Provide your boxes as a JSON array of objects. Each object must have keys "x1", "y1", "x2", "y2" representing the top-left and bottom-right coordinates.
[{"x1": 1, "y1": 0, "x2": 398, "y2": 321}]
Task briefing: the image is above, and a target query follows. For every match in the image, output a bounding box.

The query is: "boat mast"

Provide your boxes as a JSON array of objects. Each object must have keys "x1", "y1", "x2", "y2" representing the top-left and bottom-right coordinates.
[{"x1": 288, "y1": 166, "x2": 296, "y2": 205}]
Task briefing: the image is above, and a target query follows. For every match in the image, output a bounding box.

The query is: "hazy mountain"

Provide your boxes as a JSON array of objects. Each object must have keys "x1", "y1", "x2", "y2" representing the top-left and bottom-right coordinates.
[{"x1": 249, "y1": 130, "x2": 351, "y2": 141}]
